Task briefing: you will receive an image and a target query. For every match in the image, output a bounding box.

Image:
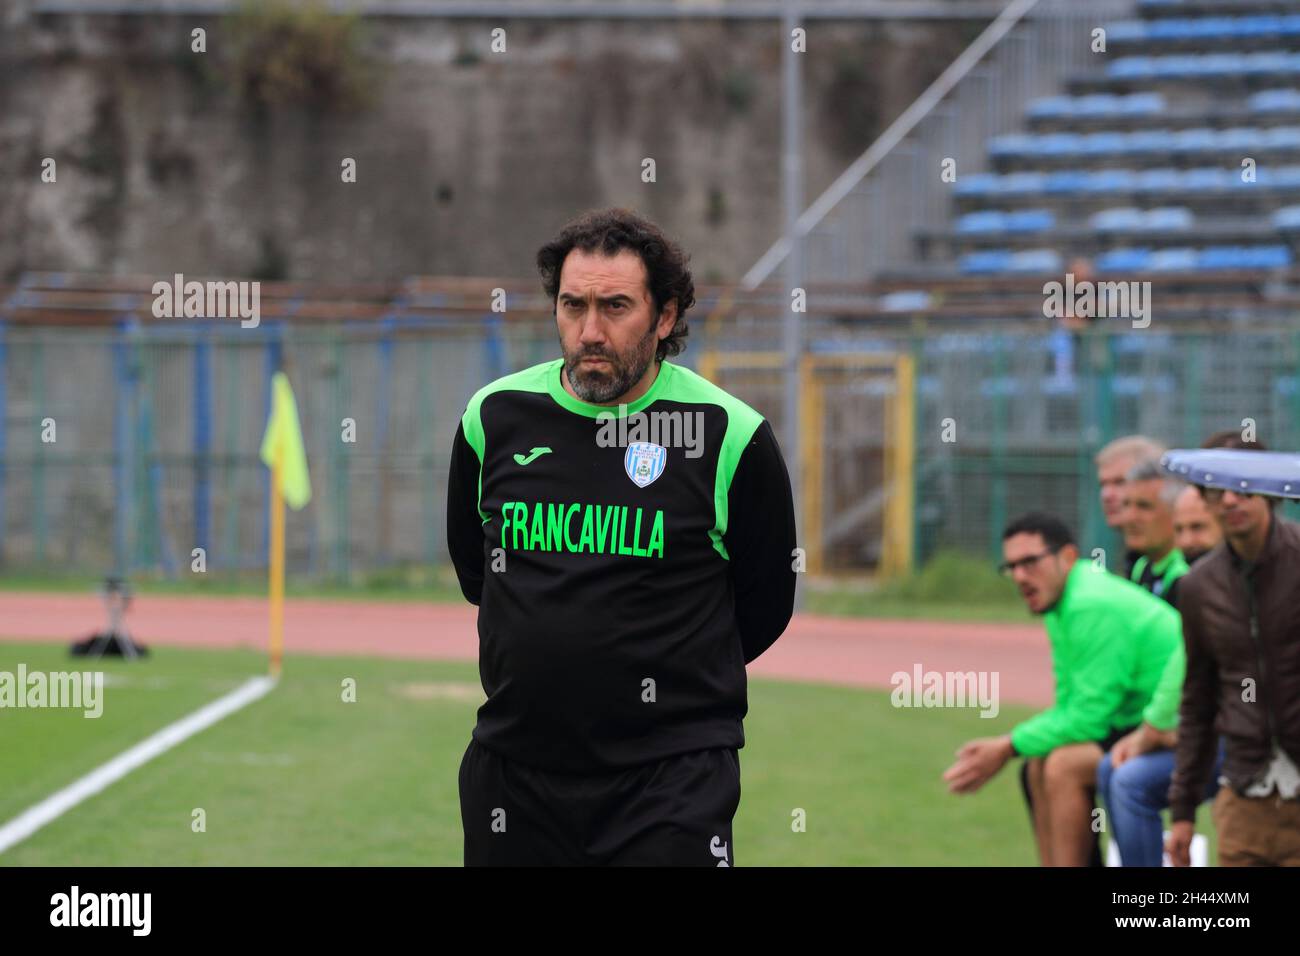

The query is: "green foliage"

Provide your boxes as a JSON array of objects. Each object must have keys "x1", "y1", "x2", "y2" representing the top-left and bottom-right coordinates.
[
  {"x1": 806, "y1": 550, "x2": 1024, "y2": 621},
  {"x1": 722, "y1": 67, "x2": 756, "y2": 114},
  {"x1": 875, "y1": 549, "x2": 1018, "y2": 605},
  {"x1": 224, "y1": 0, "x2": 375, "y2": 112},
  {"x1": 706, "y1": 185, "x2": 727, "y2": 227}
]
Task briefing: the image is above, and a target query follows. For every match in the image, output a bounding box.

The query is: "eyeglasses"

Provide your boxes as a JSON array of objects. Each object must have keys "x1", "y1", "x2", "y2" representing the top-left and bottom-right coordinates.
[
  {"x1": 998, "y1": 549, "x2": 1059, "y2": 576},
  {"x1": 1198, "y1": 485, "x2": 1258, "y2": 504}
]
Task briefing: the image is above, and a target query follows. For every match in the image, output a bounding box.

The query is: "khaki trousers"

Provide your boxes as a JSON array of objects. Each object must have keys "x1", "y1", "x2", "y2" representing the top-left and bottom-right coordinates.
[{"x1": 1213, "y1": 786, "x2": 1300, "y2": 866}]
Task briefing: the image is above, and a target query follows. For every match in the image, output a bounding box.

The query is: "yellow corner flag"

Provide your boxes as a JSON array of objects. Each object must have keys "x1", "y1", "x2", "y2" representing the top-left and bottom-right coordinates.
[
  {"x1": 260, "y1": 371, "x2": 311, "y2": 677},
  {"x1": 260, "y1": 371, "x2": 312, "y2": 510}
]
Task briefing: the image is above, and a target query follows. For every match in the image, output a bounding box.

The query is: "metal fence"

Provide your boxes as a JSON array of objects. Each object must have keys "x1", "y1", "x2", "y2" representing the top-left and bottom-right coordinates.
[
  {"x1": 3, "y1": 318, "x2": 1296, "y2": 580},
  {"x1": 0, "y1": 320, "x2": 553, "y2": 579},
  {"x1": 744, "y1": 0, "x2": 1133, "y2": 289}
]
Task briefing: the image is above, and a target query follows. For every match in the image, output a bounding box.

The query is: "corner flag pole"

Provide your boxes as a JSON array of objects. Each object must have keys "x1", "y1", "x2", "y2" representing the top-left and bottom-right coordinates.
[
  {"x1": 260, "y1": 369, "x2": 311, "y2": 678},
  {"x1": 269, "y1": 445, "x2": 286, "y2": 678}
]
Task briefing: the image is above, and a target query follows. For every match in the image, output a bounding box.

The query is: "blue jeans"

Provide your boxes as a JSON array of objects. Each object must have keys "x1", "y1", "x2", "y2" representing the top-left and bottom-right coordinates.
[{"x1": 1096, "y1": 742, "x2": 1225, "y2": 867}]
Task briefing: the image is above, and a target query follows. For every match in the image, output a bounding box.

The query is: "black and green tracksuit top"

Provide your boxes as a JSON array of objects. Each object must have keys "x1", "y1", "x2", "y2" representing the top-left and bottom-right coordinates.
[{"x1": 446, "y1": 358, "x2": 798, "y2": 773}]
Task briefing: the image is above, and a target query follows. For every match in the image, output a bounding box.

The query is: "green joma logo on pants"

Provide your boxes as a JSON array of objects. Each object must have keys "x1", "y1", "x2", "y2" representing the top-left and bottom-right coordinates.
[
  {"x1": 513, "y1": 447, "x2": 552, "y2": 466},
  {"x1": 501, "y1": 500, "x2": 665, "y2": 558}
]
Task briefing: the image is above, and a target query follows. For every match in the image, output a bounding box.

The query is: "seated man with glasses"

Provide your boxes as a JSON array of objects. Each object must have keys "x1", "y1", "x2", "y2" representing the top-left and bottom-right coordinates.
[{"x1": 944, "y1": 512, "x2": 1182, "y2": 866}]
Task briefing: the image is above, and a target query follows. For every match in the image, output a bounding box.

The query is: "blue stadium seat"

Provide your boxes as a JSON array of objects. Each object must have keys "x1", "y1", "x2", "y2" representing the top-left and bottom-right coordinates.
[
  {"x1": 989, "y1": 133, "x2": 1032, "y2": 156},
  {"x1": 1084, "y1": 131, "x2": 1128, "y2": 155},
  {"x1": 1251, "y1": 245, "x2": 1292, "y2": 267},
  {"x1": 1207, "y1": 53, "x2": 1241, "y2": 75},
  {"x1": 1082, "y1": 169, "x2": 1133, "y2": 193},
  {"x1": 1198, "y1": 245, "x2": 1292, "y2": 269},
  {"x1": 1044, "y1": 170, "x2": 1090, "y2": 194},
  {"x1": 1198, "y1": 246, "x2": 1248, "y2": 270},
  {"x1": 1041, "y1": 132, "x2": 1082, "y2": 155},
  {"x1": 1096, "y1": 247, "x2": 1152, "y2": 272},
  {"x1": 1243, "y1": 16, "x2": 1285, "y2": 38},
  {"x1": 1262, "y1": 126, "x2": 1300, "y2": 147},
  {"x1": 1250, "y1": 88, "x2": 1300, "y2": 111},
  {"x1": 1091, "y1": 207, "x2": 1145, "y2": 231},
  {"x1": 1148, "y1": 19, "x2": 1192, "y2": 40},
  {"x1": 1005, "y1": 209, "x2": 1055, "y2": 232},
  {"x1": 1122, "y1": 93, "x2": 1166, "y2": 115},
  {"x1": 959, "y1": 250, "x2": 1013, "y2": 274},
  {"x1": 1171, "y1": 128, "x2": 1216, "y2": 152},
  {"x1": 1027, "y1": 95, "x2": 1074, "y2": 118},
  {"x1": 1113, "y1": 51, "x2": 1300, "y2": 80},
  {"x1": 1181, "y1": 167, "x2": 1229, "y2": 190},
  {"x1": 1028, "y1": 93, "x2": 1164, "y2": 119},
  {"x1": 1007, "y1": 249, "x2": 1063, "y2": 274},
  {"x1": 1127, "y1": 130, "x2": 1172, "y2": 154},
  {"x1": 1145, "y1": 206, "x2": 1194, "y2": 230},
  {"x1": 1107, "y1": 21, "x2": 1148, "y2": 43},
  {"x1": 879, "y1": 291, "x2": 933, "y2": 312},
  {"x1": 1272, "y1": 204, "x2": 1300, "y2": 227},
  {"x1": 953, "y1": 173, "x2": 999, "y2": 196},
  {"x1": 1147, "y1": 248, "x2": 1199, "y2": 271},
  {"x1": 1220, "y1": 127, "x2": 1263, "y2": 150},
  {"x1": 1109, "y1": 57, "x2": 1155, "y2": 79},
  {"x1": 1076, "y1": 94, "x2": 1116, "y2": 116},
  {"x1": 999, "y1": 172, "x2": 1047, "y2": 195},
  {"x1": 1266, "y1": 165, "x2": 1300, "y2": 186},
  {"x1": 955, "y1": 211, "x2": 1003, "y2": 233}
]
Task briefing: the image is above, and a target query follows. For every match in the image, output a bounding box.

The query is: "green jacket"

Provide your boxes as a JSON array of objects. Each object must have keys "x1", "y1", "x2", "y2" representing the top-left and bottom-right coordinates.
[
  {"x1": 1010, "y1": 562, "x2": 1182, "y2": 757},
  {"x1": 1143, "y1": 642, "x2": 1185, "y2": 732}
]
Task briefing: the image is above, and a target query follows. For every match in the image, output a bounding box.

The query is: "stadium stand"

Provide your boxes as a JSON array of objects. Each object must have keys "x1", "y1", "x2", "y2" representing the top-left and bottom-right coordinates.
[{"x1": 908, "y1": 0, "x2": 1300, "y2": 293}]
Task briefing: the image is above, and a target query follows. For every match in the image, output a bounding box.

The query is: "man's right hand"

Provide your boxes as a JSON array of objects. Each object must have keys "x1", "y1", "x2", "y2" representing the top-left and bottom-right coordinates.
[
  {"x1": 1111, "y1": 723, "x2": 1176, "y2": 768},
  {"x1": 1165, "y1": 820, "x2": 1194, "y2": 867}
]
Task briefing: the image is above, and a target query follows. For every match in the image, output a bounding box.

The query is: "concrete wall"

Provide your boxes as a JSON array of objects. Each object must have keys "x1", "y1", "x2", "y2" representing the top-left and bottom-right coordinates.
[{"x1": 1, "y1": 5, "x2": 977, "y2": 283}]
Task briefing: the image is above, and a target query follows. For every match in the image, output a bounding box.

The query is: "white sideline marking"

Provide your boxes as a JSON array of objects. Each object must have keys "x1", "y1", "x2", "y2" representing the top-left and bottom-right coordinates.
[{"x1": 0, "y1": 676, "x2": 277, "y2": 855}]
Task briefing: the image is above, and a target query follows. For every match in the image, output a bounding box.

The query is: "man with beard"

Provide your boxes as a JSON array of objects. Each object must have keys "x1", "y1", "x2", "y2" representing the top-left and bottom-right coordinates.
[{"x1": 446, "y1": 207, "x2": 797, "y2": 866}]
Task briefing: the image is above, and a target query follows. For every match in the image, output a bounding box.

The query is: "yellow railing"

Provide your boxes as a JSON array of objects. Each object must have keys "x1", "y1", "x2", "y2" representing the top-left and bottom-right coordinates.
[{"x1": 698, "y1": 350, "x2": 915, "y2": 577}]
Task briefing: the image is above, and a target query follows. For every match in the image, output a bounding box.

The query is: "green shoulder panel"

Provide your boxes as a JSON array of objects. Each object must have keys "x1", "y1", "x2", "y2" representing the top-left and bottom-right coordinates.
[
  {"x1": 460, "y1": 359, "x2": 560, "y2": 519},
  {"x1": 659, "y1": 363, "x2": 767, "y2": 560}
]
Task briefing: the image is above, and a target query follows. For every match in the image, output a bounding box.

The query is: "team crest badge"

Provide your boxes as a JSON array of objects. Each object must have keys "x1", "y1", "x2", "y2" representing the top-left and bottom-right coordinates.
[{"x1": 624, "y1": 442, "x2": 667, "y2": 488}]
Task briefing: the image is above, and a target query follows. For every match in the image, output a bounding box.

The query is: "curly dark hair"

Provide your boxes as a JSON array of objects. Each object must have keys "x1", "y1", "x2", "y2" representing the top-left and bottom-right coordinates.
[{"x1": 536, "y1": 207, "x2": 695, "y2": 362}]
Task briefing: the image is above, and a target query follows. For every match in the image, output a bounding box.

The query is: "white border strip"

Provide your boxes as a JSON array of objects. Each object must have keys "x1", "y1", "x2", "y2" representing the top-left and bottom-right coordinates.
[{"x1": 0, "y1": 675, "x2": 277, "y2": 855}]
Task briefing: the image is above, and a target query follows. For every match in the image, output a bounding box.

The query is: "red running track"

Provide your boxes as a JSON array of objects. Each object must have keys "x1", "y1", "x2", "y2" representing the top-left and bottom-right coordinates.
[{"x1": 0, "y1": 593, "x2": 1053, "y2": 706}]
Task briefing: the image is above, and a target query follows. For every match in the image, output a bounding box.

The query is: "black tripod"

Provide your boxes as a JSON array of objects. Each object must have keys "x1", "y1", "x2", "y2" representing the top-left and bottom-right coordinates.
[{"x1": 70, "y1": 576, "x2": 148, "y2": 658}]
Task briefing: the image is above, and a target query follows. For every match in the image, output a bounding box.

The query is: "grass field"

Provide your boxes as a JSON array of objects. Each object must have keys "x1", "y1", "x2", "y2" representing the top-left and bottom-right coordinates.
[{"x1": 0, "y1": 639, "x2": 1076, "y2": 866}]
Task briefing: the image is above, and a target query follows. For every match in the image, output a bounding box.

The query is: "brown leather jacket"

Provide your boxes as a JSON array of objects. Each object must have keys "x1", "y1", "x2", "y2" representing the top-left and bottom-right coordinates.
[{"x1": 1169, "y1": 515, "x2": 1300, "y2": 822}]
